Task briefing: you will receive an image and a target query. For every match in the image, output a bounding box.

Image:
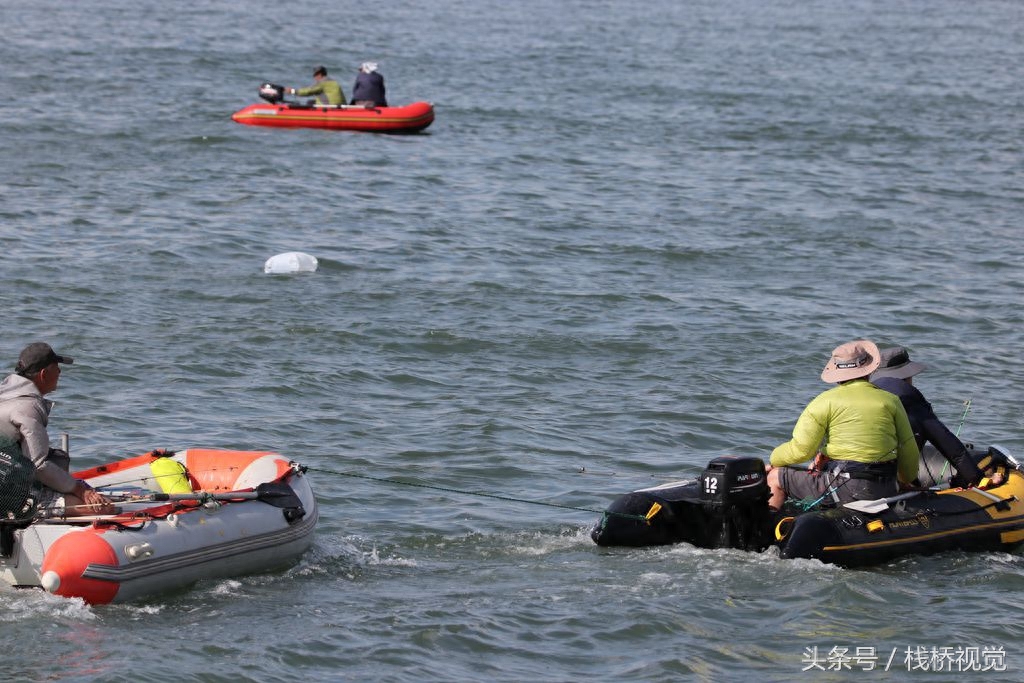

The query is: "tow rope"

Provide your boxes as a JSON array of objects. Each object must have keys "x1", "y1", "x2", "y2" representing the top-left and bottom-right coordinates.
[{"x1": 306, "y1": 465, "x2": 649, "y2": 523}]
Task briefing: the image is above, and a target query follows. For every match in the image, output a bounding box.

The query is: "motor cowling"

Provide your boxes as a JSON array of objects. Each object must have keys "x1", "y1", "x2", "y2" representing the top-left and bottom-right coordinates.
[
  {"x1": 699, "y1": 456, "x2": 773, "y2": 551},
  {"x1": 258, "y1": 82, "x2": 286, "y2": 104}
]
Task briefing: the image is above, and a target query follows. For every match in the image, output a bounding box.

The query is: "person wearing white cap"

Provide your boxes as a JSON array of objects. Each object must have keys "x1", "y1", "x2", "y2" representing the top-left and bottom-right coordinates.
[
  {"x1": 765, "y1": 339, "x2": 920, "y2": 511},
  {"x1": 871, "y1": 346, "x2": 984, "y2": 488},
  {"x1": 350, "y1": 61, "x2": 387, "y2": 107}
]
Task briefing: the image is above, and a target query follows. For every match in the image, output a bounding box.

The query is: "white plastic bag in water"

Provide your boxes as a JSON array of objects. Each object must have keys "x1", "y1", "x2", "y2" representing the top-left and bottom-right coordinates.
[{"x1": 264, "y1": 251, "x2": 319, "y2": 274}]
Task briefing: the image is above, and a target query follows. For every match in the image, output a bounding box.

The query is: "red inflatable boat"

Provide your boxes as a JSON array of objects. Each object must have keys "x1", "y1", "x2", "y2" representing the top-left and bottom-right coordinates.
[{"x1": 232, "y1": 82, "x2": 434, "y2": 133}]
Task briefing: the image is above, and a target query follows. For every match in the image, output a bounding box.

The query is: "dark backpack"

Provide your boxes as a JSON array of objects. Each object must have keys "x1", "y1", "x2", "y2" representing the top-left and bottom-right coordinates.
[{"x1": 0, "y1": 435, "x2": 36, "y2": 523}]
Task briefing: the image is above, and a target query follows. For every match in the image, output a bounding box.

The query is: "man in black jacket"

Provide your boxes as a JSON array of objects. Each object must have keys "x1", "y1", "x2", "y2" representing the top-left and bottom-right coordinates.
[
  {"x1": 351, "y1": 62, "x2": 388, "y2": 107},
  {"x1": 870, "y1": 346, "x2": 984, "y2": 488}
]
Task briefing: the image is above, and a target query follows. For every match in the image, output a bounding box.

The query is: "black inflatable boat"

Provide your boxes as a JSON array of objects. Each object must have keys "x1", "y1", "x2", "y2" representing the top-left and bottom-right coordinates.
[{"x1": 591, "y1": 446, "x2": 1024, "y2": 567}]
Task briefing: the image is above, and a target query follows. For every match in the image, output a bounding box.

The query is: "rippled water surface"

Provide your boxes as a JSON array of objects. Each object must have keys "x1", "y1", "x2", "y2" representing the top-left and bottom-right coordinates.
[{"x1": 3, "y1": 0, "x2": 1023, "y2": 680}]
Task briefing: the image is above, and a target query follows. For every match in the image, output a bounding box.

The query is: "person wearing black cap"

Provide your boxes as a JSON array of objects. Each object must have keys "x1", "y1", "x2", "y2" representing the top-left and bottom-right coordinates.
[
  {"x1": 287, "y1": 66, "x2": 345, "y2": 106},
  {"x1": 0, "y1": 342, "x2": 114, "y2": 516},
  {"x1": 870, "y1": 346, "x2": 985, "y2": 488}
]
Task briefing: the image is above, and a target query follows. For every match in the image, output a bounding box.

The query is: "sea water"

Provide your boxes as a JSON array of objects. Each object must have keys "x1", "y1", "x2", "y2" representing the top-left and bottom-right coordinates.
[{"x1": 2, "y1": 0, "x2": 1022, "y2": 680}]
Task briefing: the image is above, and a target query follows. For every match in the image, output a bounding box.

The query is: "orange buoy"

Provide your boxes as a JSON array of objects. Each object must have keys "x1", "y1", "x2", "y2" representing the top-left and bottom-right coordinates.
[{"x1": 40, "y1": 529, "x2": 120, "y2": 605}]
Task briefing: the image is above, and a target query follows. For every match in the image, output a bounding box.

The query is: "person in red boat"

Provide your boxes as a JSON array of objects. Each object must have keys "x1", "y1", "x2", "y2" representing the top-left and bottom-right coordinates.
[
  {"x1": 350, "y1": 62, "x2": 388, "y2": 107},
  {"x1": 0, "y1": 343, "x2": 114, "y2": 516},
  {"x1": 287, "y1": 65, "x2": 345, "y2": 106}
]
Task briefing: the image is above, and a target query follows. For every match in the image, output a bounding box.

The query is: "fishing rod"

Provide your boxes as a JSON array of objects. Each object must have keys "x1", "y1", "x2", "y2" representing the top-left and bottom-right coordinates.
[
  {"x1": 954, "y1": 397, "x2": 972, "y2": 437},
  {"x1": 937, "y1": 397, "x2": 973, "y2": 481}
]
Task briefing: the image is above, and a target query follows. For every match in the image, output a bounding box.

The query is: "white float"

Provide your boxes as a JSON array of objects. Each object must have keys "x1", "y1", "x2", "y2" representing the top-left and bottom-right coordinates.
[{"x1": 264, "y1": 251, "x2": 319, "y2": 274}]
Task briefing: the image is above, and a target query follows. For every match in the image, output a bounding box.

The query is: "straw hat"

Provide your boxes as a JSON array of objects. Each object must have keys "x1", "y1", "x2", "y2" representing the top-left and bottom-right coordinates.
[
  {"x1": 870, "y1": 346, "x2": 927, "y2": 381},
  {"x1": 820, "y1": 339, "x2": 880, "y2": 383}
]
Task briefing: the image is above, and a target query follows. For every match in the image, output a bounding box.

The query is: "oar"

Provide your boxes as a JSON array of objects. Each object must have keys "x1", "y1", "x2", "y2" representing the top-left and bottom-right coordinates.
[
  {"x1": 36, "y1": 483, "x2": 305, "y2": 523},
  {"x1": 965, "y1": 485, "x2": 1016, "y2": 511},
  {"x1": 310, "y1": 103, "x2": 378, "y2": 110},
  {"x1": 112, "y1": 482, "x2": 303, "y2": 509},
  {"x1": 843, "y1": 490, "x2": 923, "y2": 514}
]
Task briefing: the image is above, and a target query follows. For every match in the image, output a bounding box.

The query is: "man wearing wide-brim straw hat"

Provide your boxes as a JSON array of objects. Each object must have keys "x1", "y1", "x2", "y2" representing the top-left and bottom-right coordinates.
[{"x1": 766, "y1": 339, "x2": 920, "y2": 511}]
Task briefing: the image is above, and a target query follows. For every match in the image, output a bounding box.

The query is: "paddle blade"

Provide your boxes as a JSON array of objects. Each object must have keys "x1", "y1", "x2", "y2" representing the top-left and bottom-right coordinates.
[
  {"x1": 843, "y1": 490, "x2": 921, "y2": 514},
  {"x1": 843, "y1": 499, "x2": 890, "y2": 514},
  {"x1": 254, "y1": 481, "x2": 304, "y2": 509}
]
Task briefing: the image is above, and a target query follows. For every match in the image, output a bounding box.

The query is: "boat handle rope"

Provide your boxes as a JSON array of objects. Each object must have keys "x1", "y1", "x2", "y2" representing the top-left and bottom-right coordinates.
[
  {"x1": 774, "y1": 516, "x2": 795, "y2": 541},
  {"x1": 919, "y1": 496, "x2": 1018, "y2": 519},
  {"x1": 90, "y1": 467, "x2": 243, "y2": 492},
  {"x1": 90, "y1": 460, "x2": 304, "y2": 494}
]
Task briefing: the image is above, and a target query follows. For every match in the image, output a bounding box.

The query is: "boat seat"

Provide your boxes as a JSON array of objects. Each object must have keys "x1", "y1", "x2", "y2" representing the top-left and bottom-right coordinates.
[
  {"x1": 976, "y1": 447, "x2": 1014, "y2": 488},
  {"x1": 231, "y1": 455, "x2": 294, "y2": 491}
]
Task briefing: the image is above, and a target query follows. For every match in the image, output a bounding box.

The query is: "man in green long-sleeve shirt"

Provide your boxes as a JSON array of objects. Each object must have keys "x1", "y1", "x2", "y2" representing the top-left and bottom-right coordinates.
[
  {"x1": 766, "y1": 339, "x2": 920, "y2": 510},
  {"x1": 288, "y1": 65, "x2": 345, "y2": 105}
]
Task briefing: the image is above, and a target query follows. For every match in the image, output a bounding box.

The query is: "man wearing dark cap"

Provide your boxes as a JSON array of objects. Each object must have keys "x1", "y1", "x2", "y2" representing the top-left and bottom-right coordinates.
[
  {"x1": 871, "y1": 346, "x2": 985, "y2": 488},
  {"x1": 0, "y1": 342, "x2": 114, "y2": 516},
  {"x1": 287, "y1": 65, "x2": 345, "y2": 105}
]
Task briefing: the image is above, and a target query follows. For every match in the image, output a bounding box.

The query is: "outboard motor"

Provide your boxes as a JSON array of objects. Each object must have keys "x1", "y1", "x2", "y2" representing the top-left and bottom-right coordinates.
[
  {"x1": 258, "y1": 82, "x2": 286, "y2": 104},
  {"x1": 698, "y1": 456, "x2": 773, "y2": 551}
]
